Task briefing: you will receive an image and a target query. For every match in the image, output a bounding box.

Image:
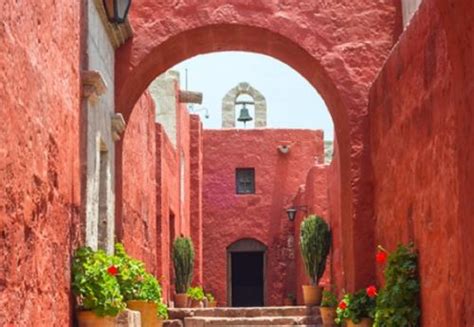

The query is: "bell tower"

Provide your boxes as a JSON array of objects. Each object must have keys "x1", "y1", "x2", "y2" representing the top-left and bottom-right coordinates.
[{"x1": 221, "y1": 82, "x2": 267, "y2": 128}]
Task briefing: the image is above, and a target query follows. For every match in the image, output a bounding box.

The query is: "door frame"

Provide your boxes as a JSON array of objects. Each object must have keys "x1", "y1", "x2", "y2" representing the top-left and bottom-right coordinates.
[{"x1": 227, "y1": 238, "x2": 267, "y2": 306}]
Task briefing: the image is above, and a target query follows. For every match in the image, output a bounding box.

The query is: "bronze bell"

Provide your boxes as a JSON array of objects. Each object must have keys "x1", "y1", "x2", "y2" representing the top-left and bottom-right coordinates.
[{"x1": 237, "y1": 104, "x2": 253, "y2": 124}]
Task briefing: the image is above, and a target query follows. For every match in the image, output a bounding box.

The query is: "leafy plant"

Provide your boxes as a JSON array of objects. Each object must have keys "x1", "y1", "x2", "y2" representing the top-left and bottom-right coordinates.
[
  {"x1": 72, "y1": 246, "x2": 126, "y2": 317},
  {"x1": 299, "y1": 215, "x2": 331, "y2": 285},
  {"x1": 206, "y1": 292, "x2": 215, "y2": 303},
  {"x1": 335, "y1": 289, "x2": 376, "y2": 325},
  {"x1": 157, "y1": 302, "x2": 169, "y2": 320},
  {"x1": 321, "y1": 290, "x2": 338, "y2": 308},
  {"x1": 113, "y1": 243, "x2": 166, "y2": 318},
  {"x1": 172, "y1": 237, "x2": 195, "y2": 293},
  {"x1": 187, "y1": 286, "x2": 205, "y2": 301},
  {"x1": 374, "y1": 243, "x2": 420, "y2": 326}
]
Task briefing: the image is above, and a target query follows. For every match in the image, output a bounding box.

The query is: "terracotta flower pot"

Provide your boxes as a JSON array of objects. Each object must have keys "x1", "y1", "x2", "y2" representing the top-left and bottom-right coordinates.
[
  {"x1": 127, "y1": 300, "x2": 161, "y2": 327},
  {"x1": 191, "y1": 299, "x2": 204, "y2": 308},
  {"x1": 77, "y1": 311, "x2": 115, "y2": 327},
  {"x1": 302, "y1": 285, "x2": 323, "y2": 305},
  {"x1": 346, "y1": 318, "x2": 373, "y2": 327},
  {"x1": 208, "y1": 300, "x2": 217, "y2": 308},
  {"x1": 175, "y1": 293, "x2": 189, "y2": 308},
  {"x1": 319, "y1": 307, "x2": 337, "y2": 326}
]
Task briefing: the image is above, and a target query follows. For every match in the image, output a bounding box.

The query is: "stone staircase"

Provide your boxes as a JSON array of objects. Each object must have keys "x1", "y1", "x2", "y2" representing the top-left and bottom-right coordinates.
[{"x1": 164, "y1": 306, "x2": 322, "y2": 326}]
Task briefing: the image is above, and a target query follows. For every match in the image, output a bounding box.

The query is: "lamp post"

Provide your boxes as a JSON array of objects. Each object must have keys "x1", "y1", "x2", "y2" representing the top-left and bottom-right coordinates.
[
  {"x1": 103, "y1": 0, "x2": 132, "y2": 24},
  {"x1": 285, "y1": 206, "x2": 308, "y2": 221}
]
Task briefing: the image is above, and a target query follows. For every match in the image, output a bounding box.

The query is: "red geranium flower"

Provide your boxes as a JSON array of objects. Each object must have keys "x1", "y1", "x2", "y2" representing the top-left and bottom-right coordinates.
[
  {"x1": 338, "y1": 300, "x2": 347, "y2": 310},
  {"x1": 107, "y1": 265, "x2": 118, "y2": 276},
  {"x1": 375, "y1": 250, "x2": 388, "y2": 264},
  {"x1": 366, "y1": 285, "x2": 378, "y2": 298}
]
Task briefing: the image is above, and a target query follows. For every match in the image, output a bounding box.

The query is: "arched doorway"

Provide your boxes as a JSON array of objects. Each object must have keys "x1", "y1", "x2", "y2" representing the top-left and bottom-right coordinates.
[{"x1": 227, "y1": 238, "x2": 267, "y2": 307}]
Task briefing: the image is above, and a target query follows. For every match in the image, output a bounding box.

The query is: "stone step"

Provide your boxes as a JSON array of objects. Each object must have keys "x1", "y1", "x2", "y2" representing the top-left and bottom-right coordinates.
[
  {"x1": 184, "y1": 315, "x2": 322, "y2": 326},
  {"x1": 169, "y1": 306, "x2": 320, "y2": 320},
  {"x1": 163, "y1": 319, "x2": 184, "y2": 327}
]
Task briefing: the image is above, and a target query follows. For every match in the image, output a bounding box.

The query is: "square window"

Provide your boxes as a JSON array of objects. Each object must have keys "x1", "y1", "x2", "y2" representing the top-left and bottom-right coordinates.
[{"x1": 236, "y1": 168, "x2": 255, "y2": 194}]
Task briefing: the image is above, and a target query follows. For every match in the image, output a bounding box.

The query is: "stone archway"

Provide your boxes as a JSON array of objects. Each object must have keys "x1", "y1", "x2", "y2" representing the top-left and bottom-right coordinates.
[
  {"x1": 222, "y1": 82, "x2": 267, "y2": 128},
  {"x1": 115, "y1": 0, "x2": 401, "y2": 291}
]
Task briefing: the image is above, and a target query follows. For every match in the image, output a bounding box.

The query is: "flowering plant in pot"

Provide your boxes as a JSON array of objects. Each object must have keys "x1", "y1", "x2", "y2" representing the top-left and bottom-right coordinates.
[
  {"x1": 72, "y1": 246, "x2": 125, "y2": 326},
  {"x1": 187, "y1": 286, "x2": 205, "y2": 307},
  {"x1": 374, "y1": 243, "x2": 420, "y2": 326},
  {"x1": 114, "y1": 243, "x2": 167, "y2": 327},
  {"x1": 206, "y1": 292, "x2": 217, "y2": 307},
  {"x1": 335, "y1": 287, "x2": 377, "y2": 327},
  {"x1": 172, "y1": 237, "x2": 195, "y2": 307},
  {"x1": 299, "y1": 215, "x2": 331, "y2": 305},
  {"x1": 320, "y1": 290, "x2": 338, "y2": 326}
]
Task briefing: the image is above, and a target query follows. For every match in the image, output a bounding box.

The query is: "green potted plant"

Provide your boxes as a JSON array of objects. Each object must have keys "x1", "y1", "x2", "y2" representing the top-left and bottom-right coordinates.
[
  {"x1": 336, "y1": 288, "x2": 377, "y2": 327},
  {"x1": 72, "y1": 246, "x2": 125, "y2": 326},
  {"x1": 187, "y1": 286, "x2": 205, "y2": 307},
  {"x1": 157, "y1": 302, "x2": 169, "y2": 320},
  {"x1": 320, "y1": 290, "x2": 338, "y2": 326},
  {"x1": 283, "y1": 292, "x2": 296, "y2": 306},
  {"x1": 206, "y1": 292, "x2": 217, "y2": 307},
  {"x1": 114, "y1": 243, "x2": 167, "y2": 327},
  {"x1": 374, "y1": 243, "x2": 420, "y2": 326},
  {"x1": 299, "y1": 215, "x2": 331, "y2": 305},
  {"x1": 172, "y1": 237, "x2": 195, "y2": 307}
]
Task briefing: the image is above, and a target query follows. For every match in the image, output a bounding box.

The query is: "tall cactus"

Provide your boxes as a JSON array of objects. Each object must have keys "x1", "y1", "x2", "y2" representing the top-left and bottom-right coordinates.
[
  {"x1": 300, "y1": 215, "x2": 332, "y2": 285},
  {"x1": 172, "y1": 237, "x2": 195, "y2": 294}
]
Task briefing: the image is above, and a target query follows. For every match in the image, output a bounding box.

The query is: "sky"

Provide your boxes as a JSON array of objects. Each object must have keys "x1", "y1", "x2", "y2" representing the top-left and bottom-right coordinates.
[{"x1": 172, "y1": 52, "x2": 334, "y2": 141}]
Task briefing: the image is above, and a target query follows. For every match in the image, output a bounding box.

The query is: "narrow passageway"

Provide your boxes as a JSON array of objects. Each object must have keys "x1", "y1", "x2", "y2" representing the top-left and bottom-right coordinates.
[{"x1": 2, "y1": 0, "x2": 474, "y2": 326}]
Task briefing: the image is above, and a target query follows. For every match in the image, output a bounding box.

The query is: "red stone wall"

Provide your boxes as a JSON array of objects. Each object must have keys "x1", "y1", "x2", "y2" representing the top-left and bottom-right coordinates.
[
  {"x1": 0, "y1": 1, "x2": 81, "y2": 325},
  {"x1": 369, "y1": 0, "x2": 474, "y2": 325},
  {"x1": 202, "y1": 129, "x2": 324, "y2": 306},
  {"x1": 121, "y1": 91, "x2": 158, "y2": 274}
]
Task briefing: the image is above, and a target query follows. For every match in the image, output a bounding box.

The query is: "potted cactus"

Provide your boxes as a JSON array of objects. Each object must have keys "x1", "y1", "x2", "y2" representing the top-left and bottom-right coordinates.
[
  {"x1": 299, "y1": 215, "x2": 331, "y2": 305},
  {"x1": 113, "y1": 243, "x2": 167, "y2": 327},
  {"x1": 172, "y1": 237, "x2": 195, "y2": 307},
  {"x1": 72, "y1": 247, "x2": 126, "y2": 327}
]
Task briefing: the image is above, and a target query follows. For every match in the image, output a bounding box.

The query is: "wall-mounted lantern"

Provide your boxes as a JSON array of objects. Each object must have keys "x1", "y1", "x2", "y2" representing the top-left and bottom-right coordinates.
[
  {"x1": 103, "y1": 0, "x2": 132, "y2": 24},
  {"x1": 285, "y1": 206, "x2": 308, "y2": 221}
]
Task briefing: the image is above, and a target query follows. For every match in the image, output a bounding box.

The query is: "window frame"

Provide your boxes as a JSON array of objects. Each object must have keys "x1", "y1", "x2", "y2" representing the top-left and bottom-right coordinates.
[{"x1": 235, "y1": 168, "x2": 256, "y2": 195}]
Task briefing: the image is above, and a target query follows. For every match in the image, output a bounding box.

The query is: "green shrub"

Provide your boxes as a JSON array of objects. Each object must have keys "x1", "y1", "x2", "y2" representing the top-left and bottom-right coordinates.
[
  {"x1": 321, "y1": 290, "x2": 338, "y2": 308},
  {"x1": 374, "y1": 243, "x2": 420, "y2": 327},
  {"x1": 206, "y1": 292, "x2": 215, "y2": 303},
  {"x1": 299, "y1": 215, "x2": 331, "y2": 285},
  {"x1": 172, "y1": 237, "x2": 195, "y2": 293},
  {"x1": 336, "y1": 289, "x2": 376, "y2": 325},
  {"x1": 187, "y1": 286, "x2": 205, "y2": 301},
  {"x1": 72, "y1": 246, "x2": 126, "y2": 317},
  {"x1": 157, "y1": 302, "x2": 169, "y2": 320}
]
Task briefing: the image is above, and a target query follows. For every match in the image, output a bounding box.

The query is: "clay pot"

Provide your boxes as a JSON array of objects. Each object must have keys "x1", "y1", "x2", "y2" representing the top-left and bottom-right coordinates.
[
  {"x1": 346, "y1": 318, "x2": 373, "y2": 327},
  {"x1": 320, "y1": 307, "x2": 337, "y2": 326},
  {"x1": 302, "y1": 285, "x2": 323, "y2": 305},
  {"x1": 283, "y1": 298, "x2": 294, "y2": 306},
  {"x1": 127, "y1": 300, "x2": 162, "y2": 327},
  {"x1": 208, "y1": 301, "x2": 217, "y2": 308},
  {"x1": 191, "y1": 299, "x2": 204, "y2": 308},
  {"x1": 175, "y1": 293, "x2": 189, "y2": 308},
  {"x1": 77, "y1": 311, "x2": 115, "y2": 327}
]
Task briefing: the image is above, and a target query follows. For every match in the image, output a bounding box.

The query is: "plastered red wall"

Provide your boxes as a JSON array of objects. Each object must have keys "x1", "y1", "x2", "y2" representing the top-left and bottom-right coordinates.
[
  {"x1": 369, "y1": 0, "x2": 474, "y2": 325},
  {"x1": 202, "y1": 129, "x2": 324, "y2": 306},
  {"x1": 121, "y1": 91, "x2": 158, "y2": 274},
  {"x1": 0, "y1": 1, "x2": 81, "y2": 325}
]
